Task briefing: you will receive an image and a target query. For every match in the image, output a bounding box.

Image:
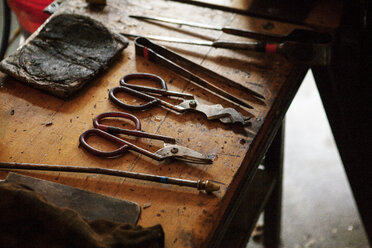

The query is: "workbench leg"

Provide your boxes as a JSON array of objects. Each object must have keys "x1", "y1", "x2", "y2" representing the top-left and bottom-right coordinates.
[
  {"x1": 313, "y1": 64, "x2": 372, "y2": 243},
  {"x1": 263, "y1": 122, "x2": 284, "y2": 248},
  {"x1": 311, "y1": 2, "x2": 371, "y2": 243}
]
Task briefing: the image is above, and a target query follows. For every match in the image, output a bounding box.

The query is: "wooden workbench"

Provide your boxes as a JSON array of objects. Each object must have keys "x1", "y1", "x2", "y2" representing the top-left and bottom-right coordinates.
[{"x1": 0, "y1": 0, "x2": 341, "y2": 247}]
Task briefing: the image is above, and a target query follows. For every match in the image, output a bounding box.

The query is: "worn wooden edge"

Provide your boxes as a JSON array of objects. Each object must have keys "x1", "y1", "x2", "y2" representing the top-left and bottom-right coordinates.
[
  {"x1": 219, "y1": 168, "x2": 277, "y2": 247},
  {"x1": 208, "y1": 64, "x2": 308, "y2": 247}
]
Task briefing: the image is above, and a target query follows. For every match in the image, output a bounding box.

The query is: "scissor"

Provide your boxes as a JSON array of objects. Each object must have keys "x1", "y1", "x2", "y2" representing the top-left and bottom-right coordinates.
[
  {"x1": 109, "y1": 73, "x2": 250, "y2": 125},
  {"x1": 79, "y1": 112, "x2": 213, "y2": 164}
]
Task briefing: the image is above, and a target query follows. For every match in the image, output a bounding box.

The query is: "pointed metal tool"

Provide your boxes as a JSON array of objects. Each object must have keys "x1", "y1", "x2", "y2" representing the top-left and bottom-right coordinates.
[
  {"x1": 123, "y1": 33, "x2": 331, "y2": 66},
  {"x1": 0, "y1": 162, "x2": 221, "y2": 193},
  {"x1": 129, "y1": 14, "x2": 333, "y2": 44},
  {"x1": 127, "y1": 15, "x2": 333, "y2": 66}
]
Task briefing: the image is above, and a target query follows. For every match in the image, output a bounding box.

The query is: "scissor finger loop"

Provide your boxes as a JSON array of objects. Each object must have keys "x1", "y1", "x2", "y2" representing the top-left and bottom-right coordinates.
[
  {"x1": 109, "y1": 86, "x2": 161, "y2": 110},
  {"x1": 110, "y1": 85, "x2": 186, "y2": 112},
  {"x1": 93, "y1": 111, "x2": 142, "y2": 132},
  {"x1": 121, "y1": 73, "x2": 168, "y2": 93},
  {"x1": 120, "y1": 73, "x2": 194, "y2": 99},
  {"x1": 93, "y1": 112, "x2": 176, "y2": 143},
  {"x1": 80, "y1": 128, "x2": 166, "y2": 160},
  {"x1": 79, "y1": 128, "x2": 130, "y2": 158}
]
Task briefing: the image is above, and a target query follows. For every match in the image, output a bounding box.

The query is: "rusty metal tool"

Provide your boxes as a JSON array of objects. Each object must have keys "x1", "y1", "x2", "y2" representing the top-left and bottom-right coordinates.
[
  {"x1": 129, "y1": 14, "x2": 332, "y2": 43},
  {"x1": 124, "y1": 33, "x2": 331, "y2": 66},
  {"x1": 166, "y1": 0, "x2": 318, "y2": 28},
  {"x1": 125, "y1": 36, "x2": 264, "y2": 102},
  {"x1": 0, "y1": 162, "x2": 220, "y2": 193},
  {"x1": 80, "y1": 112, "x2": 213, "y2": 164},
  {"x1": 127, "y1": 15, "x2": 332, "y2": 65},
  {"x1": 110, "y1": 73, "x2": 250, "y2": 125},
  {"x1": 130, "y1": 37, "x2": 261, "y2": 108},
  {"x1": 3, "y1": 172, "x2": 141, "y2": 224}
]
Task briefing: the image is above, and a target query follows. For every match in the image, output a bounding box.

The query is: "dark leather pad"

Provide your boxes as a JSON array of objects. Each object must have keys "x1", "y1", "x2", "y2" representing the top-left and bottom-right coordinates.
[{"x1": 0, "y1": 13, "x2": 128, "y2": 98}]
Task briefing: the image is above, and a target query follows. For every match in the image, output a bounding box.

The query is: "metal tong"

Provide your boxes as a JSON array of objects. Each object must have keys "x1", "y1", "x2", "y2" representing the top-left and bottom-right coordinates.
[
  {"x1": 109, "y1": 73, "x2": 250, "y2": 125},
  {"x1": 129, "y1": 15, "x2": 333, "y2": 66},
  {"x1": 79, "y1": 112, "x2": 213, "y2": 164},
  {"x1": 131, "y1": 37, "x2": 261, "y2": 108}
]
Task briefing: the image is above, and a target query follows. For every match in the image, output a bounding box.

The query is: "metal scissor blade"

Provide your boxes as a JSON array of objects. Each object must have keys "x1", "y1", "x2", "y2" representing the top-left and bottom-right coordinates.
[
  {"x1": 217, "y1": 108, "x2": 251, "y2": 125},
  {"x1": 155, "y1": 144, "x2": 213, "y2": 164},
  {"x1": 178, "y1": 100, "x2": 250, "y2": 125}
]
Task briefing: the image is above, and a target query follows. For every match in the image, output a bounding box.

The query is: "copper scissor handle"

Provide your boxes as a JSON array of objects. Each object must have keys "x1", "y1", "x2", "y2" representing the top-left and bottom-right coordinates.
[
  {"x1": 109, "y1": 73, "x2": 167, "y2": 111},
  {"x1": 120, "y1": 73, "x2": 169, "y2": 94},
  {"x1": 79, "y1": 128, "x2": 131, "y2": 158},
  {"x1": 79, "y1": 112, "x2": 142, "y2": 158},
  {"x1": 79, "y1": 112, "x2": 176, "y2": 158},
  {"x1": 93, "y1": 112, "x2": 141, "y2": 133}
]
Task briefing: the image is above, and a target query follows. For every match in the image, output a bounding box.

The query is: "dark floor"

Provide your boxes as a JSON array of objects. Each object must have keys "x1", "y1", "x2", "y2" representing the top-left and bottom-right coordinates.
[
  {"x1": 247, "y1": 72, "x2": 369, "y2": 248},
  {"x1": 1, "y1": 3, "x2": 370, "y2": 247}
]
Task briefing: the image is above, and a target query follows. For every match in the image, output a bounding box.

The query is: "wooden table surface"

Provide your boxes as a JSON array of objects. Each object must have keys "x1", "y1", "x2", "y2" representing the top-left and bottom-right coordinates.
[{"x1": 0, "y1": 0, "x2": 340, "y2": 247}]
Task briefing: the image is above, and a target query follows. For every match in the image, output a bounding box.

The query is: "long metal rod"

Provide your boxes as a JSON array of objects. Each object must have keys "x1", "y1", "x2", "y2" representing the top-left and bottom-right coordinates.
[
  {"x1": 0, "y1": 162, "x2": 220, "y2": 192},
  {"x1": 123, "y1": 33, "x2": 215, "y2": 46},
  {"x1": 166, "y1": 0, "x2": 317, "y2": 29},
  {"x1": 122, "y1": 33, "x2": 261, "y2": 49},
  {"x1": 129, "y1": 14, "x2": 284, "y2": 42},
  {"x1": 130, "y1": 15, "x2": 221, "y2": 31},
  {"x1": 129, "y1": 15, "x2": 333, "y2": 45},
  {"x1": 126, "y1": 34, "x2": 331, "y2": 66}
]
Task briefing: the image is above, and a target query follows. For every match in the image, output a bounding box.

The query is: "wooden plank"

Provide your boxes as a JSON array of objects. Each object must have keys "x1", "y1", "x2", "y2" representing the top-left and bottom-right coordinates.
[{"x1": 0, "y1": 0, "x2": 312, "y2": 247}]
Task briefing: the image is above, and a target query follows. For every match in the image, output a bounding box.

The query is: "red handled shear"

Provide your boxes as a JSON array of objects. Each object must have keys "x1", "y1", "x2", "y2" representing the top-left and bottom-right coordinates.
[{"x1": 79, "y1": 112, "x2": 213, "y2": 164}]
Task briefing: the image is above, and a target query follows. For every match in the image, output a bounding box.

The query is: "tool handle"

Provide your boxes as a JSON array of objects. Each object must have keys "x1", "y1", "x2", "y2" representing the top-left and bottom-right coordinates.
[
  {"x1": 94, "y1": 112, "x2": 176, "y2": 143},
  {"x1": 276, "y1": 41, "x2": 317, "y2": 64},
  {"x1": 93, "y1": 112, "x2": 142, "y2": 132},
  {"x1": 212, "y1": 41, "x2": 282, "y2": 55},
  {"x1": 109, "y1": 86, "x2": 161, "y2": 110},
  {"x1": 222, "y1": 27, "x2": 333, "y2": 44},
  {"x1": 120, "y1": 73, "x2": 169, "y2": 93},
  {"x1": 120, "y1": 73, "x2": 194, "y2": 99},
  {"x1": 93, "y1": 111, "x2": 174, "y2": 143},
  {"x1": 79, "y1": 128, "x2": 165, "y2": 160},
  {"x1": 221, "y1": 27, "x2": 283, "y2": 42},
  {"x1": 79, "y1": 128, "x2": 130, "y2": 158},
  {"x1": 212, "y1": 41, "x2": 264, "y2": 51}
]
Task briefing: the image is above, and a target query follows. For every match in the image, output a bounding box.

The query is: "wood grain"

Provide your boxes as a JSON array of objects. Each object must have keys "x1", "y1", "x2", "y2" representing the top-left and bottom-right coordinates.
[{"x1": 0, "y1": 0, "x2": 324, "y2": 247}]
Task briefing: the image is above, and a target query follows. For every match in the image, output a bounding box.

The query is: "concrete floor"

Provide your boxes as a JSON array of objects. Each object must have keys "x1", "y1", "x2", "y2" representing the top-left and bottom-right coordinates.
[
  {"x1": 1, "y1": 4, "x2": 370, "y2": 247},
  {"x1": 247, "y1": 72, "x2": 370, "y2": 248}
]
